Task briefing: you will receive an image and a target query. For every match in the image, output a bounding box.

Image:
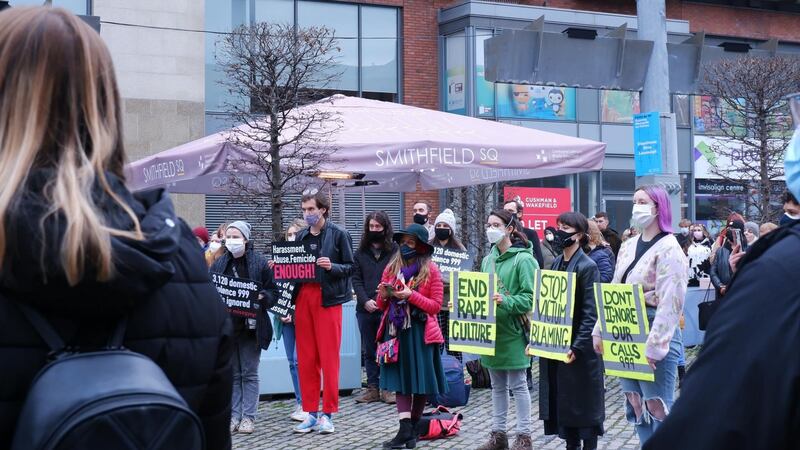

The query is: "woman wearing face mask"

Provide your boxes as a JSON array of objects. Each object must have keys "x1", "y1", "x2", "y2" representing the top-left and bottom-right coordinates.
[
  {"x1": 210, "y1": 220, "x2": 279, "y2": 435},
  {"x1": 353, "y1": 211, "x2": 398, "y2": 405},
  {"x1": 539, "y1": 212, "x2": 604, "y2": 450},
  {"x1": 585, "y1": 220, "x2": 616, "y2": 283},
  {"x1": 375, "y1": 224, "x2": 447, "y2": 449},
  {"x1": 205, "y1": 222, "x2": 228, "y2": 267},
  {"x1": 592, "y1": 185, "x2": 688, "y2": 446},
  {"x1": 684, "y1": 223, "x2": 712, "y2": 283},
  {"x1": 541, "y1": 226, "x2": 560, "y2": 269},
  {"x1": 269, "y1": 218, "x2": 309, "y2": 422},
  {"x1": 476, "y1": 209, "x2": 537, "y2": 450},
  {"x1": 430, "y1": 208, "x2": 467, "y2": 364}
]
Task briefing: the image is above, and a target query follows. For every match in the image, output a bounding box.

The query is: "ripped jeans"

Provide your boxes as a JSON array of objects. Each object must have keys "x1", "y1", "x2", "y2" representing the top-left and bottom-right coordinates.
[{"x1": 620, "y1": 325, "x2": 682, "y2": 447}]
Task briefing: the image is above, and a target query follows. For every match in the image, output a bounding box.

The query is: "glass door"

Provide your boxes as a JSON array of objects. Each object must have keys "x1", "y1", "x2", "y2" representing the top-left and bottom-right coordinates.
[{"x1": 602, "y1": 196, "x2": 633, "y2": 235}]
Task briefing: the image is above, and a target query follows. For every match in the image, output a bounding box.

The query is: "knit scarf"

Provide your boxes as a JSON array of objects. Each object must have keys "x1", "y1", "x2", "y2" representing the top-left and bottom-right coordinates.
[{"x1": 388, "y1": 261, "x2": 420, "y2": 336}]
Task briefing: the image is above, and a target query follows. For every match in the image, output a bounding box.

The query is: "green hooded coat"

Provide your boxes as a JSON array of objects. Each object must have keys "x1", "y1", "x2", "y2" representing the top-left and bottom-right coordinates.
[{"x1": 479, "y1": 242, "x2": 538, "y2": 370}]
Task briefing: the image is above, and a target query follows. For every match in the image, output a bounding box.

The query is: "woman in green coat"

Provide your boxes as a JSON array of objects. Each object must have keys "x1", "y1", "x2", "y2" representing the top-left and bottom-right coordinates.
[{"x1": 476, "y1": 209, "x2": 538, "y2": 450}]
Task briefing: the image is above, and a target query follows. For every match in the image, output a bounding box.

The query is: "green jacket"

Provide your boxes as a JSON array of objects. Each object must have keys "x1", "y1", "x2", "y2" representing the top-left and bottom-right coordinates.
[{"x1": 480, "y1": 242, "x2": 538, "y2": 370}]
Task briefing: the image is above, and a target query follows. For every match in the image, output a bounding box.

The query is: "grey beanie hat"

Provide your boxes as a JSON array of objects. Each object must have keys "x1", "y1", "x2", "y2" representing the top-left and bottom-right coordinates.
[
  {"x1": 434, "y1": 208, "x2": 457, "y2": 233},
  {"x1": 227, "y1": 220, "x2": 252, "y2": 240},
  {"x1": 744, "y1": 221, "x2": 760, "y2": 238}
]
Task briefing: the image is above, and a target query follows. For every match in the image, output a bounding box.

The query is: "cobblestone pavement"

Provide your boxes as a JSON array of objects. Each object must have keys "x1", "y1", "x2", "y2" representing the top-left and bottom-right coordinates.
[{"x1": 233, "y1": 349, "x2": 698, "y2": 450}]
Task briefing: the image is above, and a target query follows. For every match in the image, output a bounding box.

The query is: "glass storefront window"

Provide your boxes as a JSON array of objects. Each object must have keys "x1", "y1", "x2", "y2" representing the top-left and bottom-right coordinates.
[
  {"x1": 361, "y1": 6, "x2": 398, "y2": 94},
  {"x1": 475, "y1": 30, "x2": 495, "y2": 117},
  {"x1": 692, "y1": 95, "x2": 745, "y2": 135},
  {"x1": 298, "y1": 1, "x2": 359, "y2": 92},
  {"x1": 673, "y1": 94, "x2": 690, "y2": 127},
  {"x1": 496, "y1": 84, "x2": 576, "y2": 121},
  {"x1": 579, "y1": 171, "x2": 599, "y2": 218},
  {"x1": 602, "y1": 170, "x2": 636, "y2": 193},
  {"x1": 601, "y1": 90, "x2": 640, "y2": 123},
  {"x1": 254, "y1": 0, "x2": 294, "y2": 24},
  {"x1": 445, "y1": 32, "x2": 466, "y2": 115},
  {"x1": 10, "y1": 0, "x2": 89, "y2": 14}
]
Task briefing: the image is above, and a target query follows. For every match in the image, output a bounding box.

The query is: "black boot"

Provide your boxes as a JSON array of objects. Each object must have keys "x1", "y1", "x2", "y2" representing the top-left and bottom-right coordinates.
[{"x1": 383, "y1": 418, "x2": 416, "y2": 449}]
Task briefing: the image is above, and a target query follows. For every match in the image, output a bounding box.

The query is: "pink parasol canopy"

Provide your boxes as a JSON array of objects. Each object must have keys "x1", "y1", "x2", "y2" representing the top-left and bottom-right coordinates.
[{"x1": 124, "y1": 95, "x2": 606, "y2": 193}]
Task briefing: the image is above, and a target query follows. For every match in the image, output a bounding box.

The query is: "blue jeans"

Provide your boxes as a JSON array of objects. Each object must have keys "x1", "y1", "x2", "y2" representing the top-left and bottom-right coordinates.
[
  {"x1": 232, "y1": 332, "x2": 262, "y2": 421},
  {"x1": 620, "y1": 324, "x2": 683, "y2": 447},
  {"x1": 282, "y1": 323, "x2": 302, "y2": 404}
]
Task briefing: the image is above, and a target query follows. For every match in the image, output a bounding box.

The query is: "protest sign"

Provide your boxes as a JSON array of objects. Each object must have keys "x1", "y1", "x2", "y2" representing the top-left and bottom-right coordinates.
[
  {"x1": 268, "y1": 281, "x2": 296, "y2": 319},
  {"x1": 527, "y1": 270, "x2": 575, "y2": 362},
  {"x1": 271, "y1": 242, "x2": 318, "y2": 283},
  {"x1": 211, "y1": 272, "x2": 261, "y2": 318},
  {"x1": 431, "y1": 247, "x2": 475, "y2": 273},
  {"x1": 594, "y1": 283, "x2": 654, "y2": 382},
  {"x1": 448, "y1": 271, "x2": 497, "y2": 356}
]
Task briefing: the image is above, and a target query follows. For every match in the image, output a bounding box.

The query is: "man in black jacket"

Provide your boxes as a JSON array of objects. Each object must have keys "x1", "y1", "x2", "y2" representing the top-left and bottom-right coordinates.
[
  {"x1": 594, "y1": 212, "x2": 622, "y2": 257},
  {"x1": 644, "y1": 220, "x2": 800, "y2": 450},
  {"x1": 503, "y1": 199, "x2": 544, "y2": 268},
  {"x1": 292, "y1": 190, "x2": 354, "y2": 435}
]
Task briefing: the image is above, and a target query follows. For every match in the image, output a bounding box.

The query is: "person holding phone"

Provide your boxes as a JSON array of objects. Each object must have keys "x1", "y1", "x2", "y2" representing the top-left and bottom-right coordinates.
[
  {"x1": 710, "y1": 219, "x2": 746, "y2": 300},
  {"x1": 540, "y1": 212, "x2": 604, "y2": 450},
  {"x1": 375, "y1": 224, "x2": 446, "y2": 449}
]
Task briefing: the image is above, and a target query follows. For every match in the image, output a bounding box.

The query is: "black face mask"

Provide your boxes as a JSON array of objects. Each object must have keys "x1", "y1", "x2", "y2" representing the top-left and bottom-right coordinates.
[
  {"x1": 555, "y1": 229, "x2": 578, "y2": 248},
  {"x1": 434, "y1": 227, "x2": 451, "y2": 241},
  {"x1": 367, "y1": 230, "x2": 385, "y2": 243},
  {"x1": 413, "y1": 213, "x2": 428, "y2": 225}
]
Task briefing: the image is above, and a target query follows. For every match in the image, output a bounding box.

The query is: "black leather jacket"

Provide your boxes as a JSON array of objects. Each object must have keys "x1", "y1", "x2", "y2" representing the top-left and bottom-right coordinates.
[
  {"x1": 293, "y1": 220, "x2": 354, "y2": 307},
  {"x1": 710, "y1": 246, "x2": 733, "y2": 299}
]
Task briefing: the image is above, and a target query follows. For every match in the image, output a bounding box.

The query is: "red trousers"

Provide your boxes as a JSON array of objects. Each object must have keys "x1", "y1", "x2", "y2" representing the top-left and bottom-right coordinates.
[{"x1": 295, "y1": 283, "x2": 342, "y2": 414}]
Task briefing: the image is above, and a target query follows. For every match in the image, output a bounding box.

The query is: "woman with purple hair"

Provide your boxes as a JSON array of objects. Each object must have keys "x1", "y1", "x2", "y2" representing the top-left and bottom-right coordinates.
[{"x1": 592, "y1": 185, "x2": 688, "y2": 446}]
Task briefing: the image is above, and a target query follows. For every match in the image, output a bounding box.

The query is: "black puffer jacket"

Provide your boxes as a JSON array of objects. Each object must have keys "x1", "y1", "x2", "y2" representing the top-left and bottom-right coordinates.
[{"x1": 0, "y1": 172, "x2": 232, "y2": 450}]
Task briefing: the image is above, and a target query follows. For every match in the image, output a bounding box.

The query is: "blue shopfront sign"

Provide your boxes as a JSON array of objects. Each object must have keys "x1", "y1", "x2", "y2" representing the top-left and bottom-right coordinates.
[{"x1": 633, "y1": 112, "x2": 663, "y2": 176}]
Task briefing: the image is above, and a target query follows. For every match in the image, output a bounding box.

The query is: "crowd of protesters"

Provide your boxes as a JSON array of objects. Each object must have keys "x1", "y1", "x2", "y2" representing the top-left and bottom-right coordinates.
[{"x1": 2, "y1": 7, "x2": 799, "y2": 450}]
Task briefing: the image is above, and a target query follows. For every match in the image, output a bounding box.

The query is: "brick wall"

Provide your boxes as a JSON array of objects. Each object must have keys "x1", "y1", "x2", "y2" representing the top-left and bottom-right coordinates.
[{"x1": 403, "y1": 188, "x2": 441, "y2": 228}]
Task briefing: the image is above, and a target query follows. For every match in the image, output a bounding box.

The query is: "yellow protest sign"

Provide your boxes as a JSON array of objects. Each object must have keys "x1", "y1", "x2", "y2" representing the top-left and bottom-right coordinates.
[
  {"x1": 594, "y1": 283, "x2": 654, "y2": 382},
  {"x1": 527, "y1": 270, "x2": 575, "y2": 362},
  {"x1": 448, "y1": 271, "x2": 497, "y2": 356}
]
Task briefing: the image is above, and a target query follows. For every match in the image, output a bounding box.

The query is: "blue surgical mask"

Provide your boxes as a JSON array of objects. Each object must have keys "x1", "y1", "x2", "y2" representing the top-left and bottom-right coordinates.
[
  {"x1": 400, "y1": 244, "x2": 417, "y2": 260},
  {"x1": 305, "y1": 213, "x2": 321, "y2": 227}
]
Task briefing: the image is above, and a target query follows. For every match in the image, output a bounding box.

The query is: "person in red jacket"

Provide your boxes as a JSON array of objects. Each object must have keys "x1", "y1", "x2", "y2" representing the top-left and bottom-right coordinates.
[{"x1": 376, "y1": 224, "x2": 448, "y2": 449}]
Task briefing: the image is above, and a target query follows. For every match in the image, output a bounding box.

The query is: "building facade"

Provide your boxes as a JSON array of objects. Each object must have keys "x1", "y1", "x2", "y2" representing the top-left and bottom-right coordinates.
[{"x1": 9, "y1": 0, "x2": 798, "y2": 236}]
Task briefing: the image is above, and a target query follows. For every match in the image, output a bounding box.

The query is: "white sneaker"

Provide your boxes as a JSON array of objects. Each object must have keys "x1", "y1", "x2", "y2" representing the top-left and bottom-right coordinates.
[
  {"x1": 317, "y1": 415, "x2": 335, "y2": 434},
  {"x1": 290, "y1": 404, "x2": 309, "y2": 422}
]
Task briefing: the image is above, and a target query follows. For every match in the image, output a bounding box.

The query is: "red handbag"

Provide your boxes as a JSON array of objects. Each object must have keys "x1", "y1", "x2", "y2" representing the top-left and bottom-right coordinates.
[{"x1": 376, "y1": 338, "x2": 399, "y2": 364}]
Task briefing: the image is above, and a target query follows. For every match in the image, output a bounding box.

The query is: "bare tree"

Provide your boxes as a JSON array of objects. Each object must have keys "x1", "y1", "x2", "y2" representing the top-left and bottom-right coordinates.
[
  {"x1": 450, "y1": 184, "x2": 497, "y2": 269},
  {"x1": 215, "y1": 22, "x2": 344, "y2": 241},
  {"x1": 701, "y1": 55, "x2": 800, "y2": 222}
]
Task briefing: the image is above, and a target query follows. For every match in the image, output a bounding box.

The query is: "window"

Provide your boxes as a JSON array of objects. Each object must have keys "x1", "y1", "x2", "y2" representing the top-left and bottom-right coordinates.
[
  {"x1": 602, "y1": 170, "x2": 635, "y2": 193},
  {"x1": 444, "y1": 32, "x2": 466, "y2": 115},
  {"x1": 298, "y1": 1, "x2": 358, "y2": 92},
  {"x1": 361, "y1": 6, "x2": 398, "y2": 94},
  {"x1": 692, "y1": 95, "x2": 744, "y2": 135},
  {"x1": 254, "y1": 0, "x2": 293, "y2": 24},
  {"x1": 9, "y1": 0, "x2": 89, "y2": 15},
  {"x1": 601, "y1": 90, "x2": 640, "y2": 123},
  {"x1": 673, "y1": 94, "x2": 690, "y2": 127},
  {"x1": 475, "y1": 29, "x2": 495, "y2": 117}
]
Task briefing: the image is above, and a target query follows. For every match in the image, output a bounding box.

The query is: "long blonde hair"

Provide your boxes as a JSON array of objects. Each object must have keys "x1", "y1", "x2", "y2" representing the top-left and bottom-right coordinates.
[{"x1": 0, "y1": 7, "x2": 142, "y2": 285}]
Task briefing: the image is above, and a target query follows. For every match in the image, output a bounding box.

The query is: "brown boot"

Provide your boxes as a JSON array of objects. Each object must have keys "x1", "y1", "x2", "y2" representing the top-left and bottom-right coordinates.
[
  {"x1": 355, "y1": 387, "x2": 380, "y2": 403},
  {"x1": 511, "y1": 434, "x2": 532, "y2": 450},
  {"x1": 380, "y1": 390, "x2": 396, "y2": 404},
  {"x1": 476, "y1": 431, "x2": 509, "y2": 450}
]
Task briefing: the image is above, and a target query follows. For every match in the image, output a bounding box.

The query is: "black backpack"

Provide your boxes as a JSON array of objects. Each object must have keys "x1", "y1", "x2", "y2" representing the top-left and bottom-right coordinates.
[{"x1": 11, "y1": 303, "x2": 205, "y2": 450}]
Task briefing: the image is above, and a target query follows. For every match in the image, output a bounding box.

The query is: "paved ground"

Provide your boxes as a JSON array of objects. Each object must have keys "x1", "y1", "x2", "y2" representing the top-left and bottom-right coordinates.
[{"x1": 233, "y1": 349, "x2": 698, "y2": 450}]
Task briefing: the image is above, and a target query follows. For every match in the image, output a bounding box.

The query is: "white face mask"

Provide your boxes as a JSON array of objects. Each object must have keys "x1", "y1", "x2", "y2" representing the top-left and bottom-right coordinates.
[
  {"x1": 545, "y1": 233, "x2": 554, "y2": 242},
  {"x1": 631, "y1": 203, "x2": 657, "y2": 229},
  {"x1": 225, "y1": 238, "x2": 246, "y2": 258},
  {"x1": 680, "y1": 227, "x2": 689, "y2": 235},
  {"x1": 287, "y1": 234, "x2": 296, "y2": 242},
  {"x1": 208, "y1": 241, "x2": 222, "y2": 253},
  {"x1": 486, "y1": 227, "x2": 506, "y2": 245}
]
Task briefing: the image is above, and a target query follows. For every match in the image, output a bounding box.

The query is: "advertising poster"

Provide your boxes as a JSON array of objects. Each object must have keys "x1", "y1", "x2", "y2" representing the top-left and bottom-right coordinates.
[
  {"x1": 633, "y1": 112, "x2": 663, "y2": 176},
  {"x1": 601, "y1": 90, "x2": 640, "y2": 123},
  {"x1": 448, "y1": 271, "x2": 498, "y2": 356},
  {"x1": 593, "y1": 283, "x2": 654, "y2": 382},
  {"x1": 496, "y1": 84, "x2": 576, "y2": 120},
  {"x1": 503, "y1": 186, "x2": 572, "y2": 232}
]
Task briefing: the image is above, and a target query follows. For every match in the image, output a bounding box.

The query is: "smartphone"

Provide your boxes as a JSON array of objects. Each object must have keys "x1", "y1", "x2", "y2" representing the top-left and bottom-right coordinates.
[{"x1": 732, "y1": 228, "x2": 747, "y2": 251}]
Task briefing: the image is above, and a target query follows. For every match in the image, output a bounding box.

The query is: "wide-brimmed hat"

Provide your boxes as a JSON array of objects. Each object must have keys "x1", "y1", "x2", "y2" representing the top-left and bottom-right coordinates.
[{"x1": 393, "y1": 223, "x2": 433, "y2": 255}]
